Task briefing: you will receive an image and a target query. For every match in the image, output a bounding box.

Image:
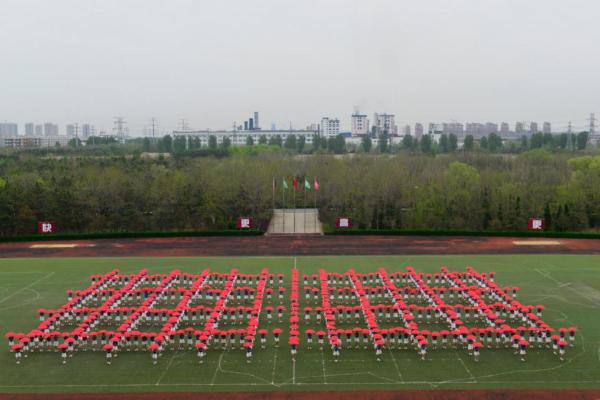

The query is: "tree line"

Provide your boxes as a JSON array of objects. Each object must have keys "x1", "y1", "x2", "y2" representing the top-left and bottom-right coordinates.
[{"x1": 0, "y1": 149, "x2": 600, "y2": 236}]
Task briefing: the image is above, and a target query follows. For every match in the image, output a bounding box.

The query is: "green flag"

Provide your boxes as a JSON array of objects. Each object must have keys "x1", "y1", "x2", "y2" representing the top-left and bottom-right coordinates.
[
  {"x1": 282, "y1": 178, "x2": 288, "y2": 189},
  {"x1": 304, "y1": 178, "x2": 311, "y2": 190}
]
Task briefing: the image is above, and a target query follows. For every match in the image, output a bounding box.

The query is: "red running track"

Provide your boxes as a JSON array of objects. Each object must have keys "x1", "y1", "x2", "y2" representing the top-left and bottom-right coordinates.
[{"x1": 0, "y1": 235, "x2": 598, "y2": 258}]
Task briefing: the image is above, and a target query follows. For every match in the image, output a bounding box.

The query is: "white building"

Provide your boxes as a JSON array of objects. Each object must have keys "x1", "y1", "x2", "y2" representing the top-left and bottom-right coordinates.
[
  {"x1": 171, "y1": 129, "x2": 318, "y2": 147},
  {"x1": 0, "y1": 123, "x2": 18, "y2": 137},
  {"x1": 542, "y1": 122, "x2": 551, "y2": 134},
  {"x1": 351, "y1": 114, "x2": 369, "y2": 136},
  {"x1": 372, "y1": 113, "x2": 398, "y2": 136},
  {"x1": 25, "y1": 123, "x2": 35, "y2": 136},
  {"x1": 2, "y1": 136, "x2": 71, "y2": 148},
  {"x1": 44, "y1": 122, "x2": 59, "y2": 136},
  {"x1": 320, "y1": 117, "x2": 340, "y2": 137}
]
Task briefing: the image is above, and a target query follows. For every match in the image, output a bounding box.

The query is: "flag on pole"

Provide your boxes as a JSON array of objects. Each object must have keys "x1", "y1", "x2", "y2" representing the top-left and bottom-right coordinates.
[
  {"x1": 314, "y1": 178, "x2": 320, "y2": 191},
  {"x1": 293, "y1": 177, "x2": 298, "y2": 190},
  {"x1": 282, "y1": 178, "x2": 288, "y2": 189},
  {"x1": 304, "y1": 178, "x2": 311, "y2": 190}
]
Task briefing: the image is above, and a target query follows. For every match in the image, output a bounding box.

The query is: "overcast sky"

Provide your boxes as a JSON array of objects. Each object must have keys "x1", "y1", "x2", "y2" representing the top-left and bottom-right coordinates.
[{"x1": 1, "y1": 0, "x2": 599, "y2": 133}]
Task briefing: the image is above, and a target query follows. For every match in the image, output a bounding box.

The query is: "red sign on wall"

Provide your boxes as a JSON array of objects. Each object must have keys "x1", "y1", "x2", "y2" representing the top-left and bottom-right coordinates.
[
  {"x1": 335, "y1": 217, "x2": 352, "y2": 229},
  {"x1": 527, "y1": 218, "x2": 545, "y2": 230},
  {"x1": 236, "y1": 217, "x2": 253, "y2": 229},
  {"x1": 37, "y1": 221, "x2": 56, "y2": 234}
]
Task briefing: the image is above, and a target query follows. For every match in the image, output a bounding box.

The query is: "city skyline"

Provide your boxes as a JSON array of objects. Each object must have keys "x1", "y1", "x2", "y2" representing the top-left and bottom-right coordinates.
[{"x1": 1, "y1": 0, "x2": 600, "y2": 132}]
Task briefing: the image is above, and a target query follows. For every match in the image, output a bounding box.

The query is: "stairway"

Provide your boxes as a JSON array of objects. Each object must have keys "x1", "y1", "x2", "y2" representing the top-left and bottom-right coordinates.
[{"x1": 266, "y1": 209, "x2": 323, "y2": 235}]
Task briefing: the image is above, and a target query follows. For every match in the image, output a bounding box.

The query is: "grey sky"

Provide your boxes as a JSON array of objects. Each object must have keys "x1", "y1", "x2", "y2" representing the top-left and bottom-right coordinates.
[{"x1": 1, "y1": 0, "x2": 599, "y2": 133}]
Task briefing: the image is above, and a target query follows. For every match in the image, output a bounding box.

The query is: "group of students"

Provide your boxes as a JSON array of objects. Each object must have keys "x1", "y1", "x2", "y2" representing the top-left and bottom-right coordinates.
[{"x1": 5, "y1": 266, "x2": 577, "y2": 365}]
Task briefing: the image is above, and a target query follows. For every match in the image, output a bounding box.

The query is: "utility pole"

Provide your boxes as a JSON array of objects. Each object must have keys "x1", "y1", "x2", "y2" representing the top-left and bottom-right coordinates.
[{"x1": 588, "y1": 113, "x2": 597, "y2": 146}]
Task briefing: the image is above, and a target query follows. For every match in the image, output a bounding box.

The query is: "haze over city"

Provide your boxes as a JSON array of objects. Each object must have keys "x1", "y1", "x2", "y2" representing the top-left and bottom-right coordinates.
[{"x1": 1, "y1": 0, "x2": 600, "y2": 133}]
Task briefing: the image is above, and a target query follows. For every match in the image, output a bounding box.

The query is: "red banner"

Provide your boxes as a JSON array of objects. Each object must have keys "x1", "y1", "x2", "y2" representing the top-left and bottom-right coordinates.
[
  {"x1": 37, "y1": 221, "x2": 56, "y2": 234},
  {"x1": 335, "y1": 217, "x2": 352, "y2": 229},
  {"x1": 236, "y1": 217, "x2": 253, "y2": 229},
  {"x1": 527, "y1": 218, "x2": 545, "y2": 230}
]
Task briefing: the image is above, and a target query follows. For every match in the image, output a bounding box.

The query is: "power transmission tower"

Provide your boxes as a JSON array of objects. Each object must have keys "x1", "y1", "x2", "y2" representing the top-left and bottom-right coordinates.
[
  {"x1": 588, "y1": 113, "x2": 598, "y2": 145},
  {"x1": 179, "y1": 118, "x2": 189, "y2": 131},
  {"x1": 113, "y1": 117, "x2": 128, "y2": 143},
  {"x1": 567, "y1": 121, "x2": 573, "y2": 150},
  {"x1": 151, "y1": 117, "x2": 157, "y2": 139}
]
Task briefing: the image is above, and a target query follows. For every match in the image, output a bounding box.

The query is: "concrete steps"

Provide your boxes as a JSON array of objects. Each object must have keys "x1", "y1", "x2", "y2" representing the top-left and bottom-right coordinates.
[{"x1": 266, "y1": 208, "x2": 323, "y2": 235}]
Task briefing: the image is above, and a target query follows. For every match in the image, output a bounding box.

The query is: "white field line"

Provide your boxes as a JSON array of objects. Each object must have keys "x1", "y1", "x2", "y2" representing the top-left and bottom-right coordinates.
[
  {"x1": 210, "y1": 353, "x2": 225, "y2": 385},
  {"x1": 0, "y1": 288, "x2": 40, "y2": 311},
  {"x1": 155, "y1": 351, "x2": 178, "y2": 385},
  {"x1": 0, "y1": 272, "x2": 54, "y2": 305},
  {"x1": 271, "y1": 346, "x2": 278, "y2": 384},
  {"x1": 388, "y1": 349, "x2": 404, "y2": 382},
  {"x1": 321, "y1": 348, "x2": 326, "y2": 384},
  {"x1": 292, "y1": 359, "x2": 296, "y2": 385},
  {"x1": 5, "y1": 379, "x2": 600, "y2": 389},
  {"x1": 455, "y1": 351, "x2": 477, "y2": 382},
  {"x1": 294, "y1": 257, "x2": 297, "y2": 270}
]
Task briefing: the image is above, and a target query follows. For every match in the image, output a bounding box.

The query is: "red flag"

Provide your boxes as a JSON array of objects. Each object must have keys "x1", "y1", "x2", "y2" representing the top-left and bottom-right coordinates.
[
  {"x1": 314, "y1": 178, "x2": 320, "y2": 191},
  {"x1": 293, "y1": 177, "x2": 298, "y2": 190}
]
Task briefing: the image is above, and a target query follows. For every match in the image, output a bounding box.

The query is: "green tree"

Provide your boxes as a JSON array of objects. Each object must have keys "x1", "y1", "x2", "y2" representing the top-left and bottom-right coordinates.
[
  {"x1": 208, "y1": 135, "x2": 217, "y2": 150},
  {"x1": 246, "y1": 135, "x2": 254, "y2": 146},
  {"x1": 479, "y1": 136, "x2": 488, "y2": 150},
  {"x1": 297, "y1": 135, "x2": 306, "y2": 153},
  {"x1": 258, "y1": 135, "x2": 267, "y2": 145},
  {"x1": 401, "y1": 134, "x2": 413, "y2": 150},
  {"x1": 463, "y1": 135, "x2": 474, "y2": 151},
  {"x1": 378, "y1": 133, "x2": 389, "y2": 153},
  {"x1": 284, "y1": 134, "x2": 297, "y2": 150},
  {"x1": 439, "y1": 134, "x2": 449, "y2": 153},
  {"x1": 577, "y1": 131, "x2": 589, "y2": 150},
  {"x1": 530, "y1": 133, "x2": 543, "y2": 149},
  {"x1": 221, "y1": 137, "x2": 231, "y2": 149},
  {"x1": 420, "y1": 134, "x2": 432, "y2": 153},
  {"x1": 268, "y1": 135, "x2": 282, "y2": 147},
  {"x1": 448, "y1": 134, "x2": 458, "y2": 152},
  {"x1": 361, "y1": 135, "x2": 372, "y2": 152}
]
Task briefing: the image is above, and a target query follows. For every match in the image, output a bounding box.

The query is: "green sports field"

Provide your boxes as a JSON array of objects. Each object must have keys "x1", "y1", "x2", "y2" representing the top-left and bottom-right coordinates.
[{"x1": 0, "y1": 254, "x2": 599, "y2": 393}]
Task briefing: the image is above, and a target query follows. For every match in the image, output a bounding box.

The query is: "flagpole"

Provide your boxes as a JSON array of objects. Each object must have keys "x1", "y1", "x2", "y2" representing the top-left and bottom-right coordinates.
[
  {"x1": 304, "y1": 179, "x2": 307, "y2": 233},
  {"x1": 314, "y1": 177, "x2": 317, "y2": 232}
]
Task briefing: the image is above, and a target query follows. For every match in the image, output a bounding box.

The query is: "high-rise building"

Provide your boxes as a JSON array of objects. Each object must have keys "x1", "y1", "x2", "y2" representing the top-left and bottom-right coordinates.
[
  {"x1": 428, "y1": 123, "x2": 437, "y2": 134},
  {"x1": 485, "y1": 122, "x2": 498, "y2": 134},
  {"x1": 253, "y1": 112, "x2": 259, "y2": 130},
  {"x1": 35, "y1": 124, "x2": 43, "y2": 136},
  {"x1": 414, "y1": 123, "x2": 423, "y2": 138},
  {"x1": 515, "y1": 122, "x2": 525, "y2": 135},
  {"x1": 44, "y1": 122, "x2": 59, "y2": 136},
  {"x1": 351, "y1": 114, "x2": 369, "y2": 136},
  {"x1": 25, "y1": 123, "x2": 34, "y2": 136},
  {"x1": 442, "y1": 122, "x2": 464, "y2": 137},
  {"x1": 82, "y1": 124, "x2": 92, "y2": 138},
  {"x1": 402, "y1": 124, "x2": 411, "y2": 136},
  {"x1": 372, "y1": 113, "x2": 398, "y2": 136},
  {"x1": 0, "y1": 123, "x2": 18, "y2": 137},
  {"x1": 500, "y1": 122, "x2": 509, "y2": 135},
  {"x1": 66, "y1": 124, "x2": 75, "y2": 137},
  {"x1": 530, "y1": 122, "x2": 538, "y2": 134},
  {"x1": 542, "y1": 122, "x2": 551, "y2": 134},
  {"x1": 320, "y1": 117, "x2": 340, "y2": 137}
]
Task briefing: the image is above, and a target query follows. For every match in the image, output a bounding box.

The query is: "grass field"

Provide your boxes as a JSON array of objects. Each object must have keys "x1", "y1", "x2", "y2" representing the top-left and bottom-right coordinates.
[{"x1": 1, "y1": 254, "x2": 599, "y2": 393}]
